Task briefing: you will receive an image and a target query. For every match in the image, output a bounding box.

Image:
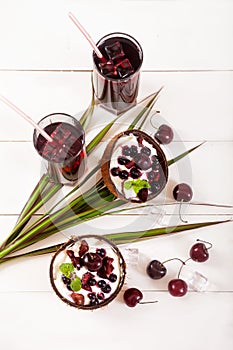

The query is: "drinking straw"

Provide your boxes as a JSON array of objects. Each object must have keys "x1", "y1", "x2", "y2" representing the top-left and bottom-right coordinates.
[
  {"x1": 68, "y1": 11, "x2": 105, "y2": 62},
  {"x1": 0, "y1": 95, "x2": 53, "y2": 142}
]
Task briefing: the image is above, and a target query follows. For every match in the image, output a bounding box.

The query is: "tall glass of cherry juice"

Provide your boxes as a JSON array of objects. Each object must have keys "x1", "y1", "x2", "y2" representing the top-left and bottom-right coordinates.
[
  {"x1": 33, "y1": 113, "x2": 86, "y2": 185},
  {"x1": 92, "y1": 32, "x2": 143, "y2": 114}
]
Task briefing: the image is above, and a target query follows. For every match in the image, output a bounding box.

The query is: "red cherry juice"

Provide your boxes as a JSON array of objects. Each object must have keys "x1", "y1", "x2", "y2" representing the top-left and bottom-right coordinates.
[
  {"x1": 35, "y1": 121, "x2": 85, "y2": 184},
  {"x1": 93, "y1": 33, "x2": 143, "y2": 114}
]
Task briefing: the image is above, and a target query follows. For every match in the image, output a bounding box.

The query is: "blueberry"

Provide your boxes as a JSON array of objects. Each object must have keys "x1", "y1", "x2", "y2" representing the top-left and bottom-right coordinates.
[
  {"x1": 130, "y1": 167, "x2": 142, "y2": 179},
  {"x1": 87, "y1": 292, "x2": 96, "y2": 300},
  {"x1": 88, "y1": 278, "x2": 97, "y2": 286},
  {"x1": 61, "y1": 275, "x2": 71, "y2": 285},
  {"x1": 97, "y1": 292, "x2": 105, "y2": 301},
  {"x1": 141, "y1": 147, "x2": 151, "y2": 156},
  {"x1": 111, "y1": 167, "x2": 120, "y2": 177},
  {"x1": 122, "y1": 146, "x2": 131, "y2": 156},
  {"x1": 97, "y1": 280, "x2": 107, "y2": 289},
  {"x1": 109, "y1": 273, "x2": 117, "y2": 283},
  {"x1": 96, "y1": 248, "x2": 106, "y2": 258},
  {"x1": 119, "y1": 170, "x2": 129, "y2": 179},
  {"x1": 90, "y1": 298, "x2": 99, "y2": 306},
  {"x1": 102, "y1": 284, "x2": 111, "y2": 294},
  {"x1": 150, "y1": 181, "x2": 161, "y2": 194},
  {"x1": 130, "y1": 145, "x2": 138, "y2": 157},
  {"x1": 118, "y1": 157, "x2": 130, "y2": 166}
]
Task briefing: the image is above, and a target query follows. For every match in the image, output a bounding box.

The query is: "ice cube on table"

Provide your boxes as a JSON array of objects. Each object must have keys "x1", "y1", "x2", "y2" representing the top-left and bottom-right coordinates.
[
  {"x1": 105, "y1": 41, "x2": 125, "y2": 61},
  {"x1": 180, "y1": 267, "x2": 208, "y2": 292},
  {"x1": 116, "y1": 58, "x2": 134, "y2": 78},
  {"x1": 98, "y1": 60, "x2": 117, "y2": 77}
]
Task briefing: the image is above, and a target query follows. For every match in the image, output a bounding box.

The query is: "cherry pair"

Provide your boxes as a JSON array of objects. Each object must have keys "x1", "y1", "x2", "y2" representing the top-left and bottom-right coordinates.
[{"x1": 146, "y1": 239, "x2": 212, "y2": 297}]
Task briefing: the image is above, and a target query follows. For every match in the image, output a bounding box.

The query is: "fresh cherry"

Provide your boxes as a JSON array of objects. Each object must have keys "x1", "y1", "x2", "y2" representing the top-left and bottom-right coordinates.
[
  {"x1": 83, "y1": 252, "x2": 103, "y2": 272},
  {"x1": 146, "y1": 260, "x2": 167, "y2": 280},
  {"x1": 190, "y1": 240, "x2": 212, "y2": 262},
  {"x1": 154, "y1": 124, "x2": 174, "y2": 145},
  {"x1": 173, "y1": 183, "x2": 193, "y2": 202},
  {"x1": 123, "y1": 288, "x2": 143, "y2": 307},
  {"x1": 168, "y1": 279, "x2": 188, "y2": 297}
]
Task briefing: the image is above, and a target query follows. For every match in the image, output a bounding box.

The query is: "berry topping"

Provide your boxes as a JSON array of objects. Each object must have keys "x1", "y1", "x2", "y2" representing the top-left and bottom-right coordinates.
[
  {"x1": 97, "y1": 280, "x2": 107, "y2": 289},
  {"x1": 150, "y1": 181, "x2": 161, "y2": 194},
  {"x1": 137, "y1": 136, "x2": 143, "y2": 145},
  {"x1": 97, "y1": 292, "x2": 105, "y2": 301},
  {"x1": 90, "y1": 298, "x2": 99, "y2": 306},
  {"x1": 141, "y1": 147, "x2": 151, "y2": 156},
  {"x1": 87, "y1": 292, "x2": 96, "y2": 300},
  {"x1": 130, "y1": 145, "x2": 138, "y2": 156},
  {"x1": 61, "y1": 275, "x2": 71, "y2": 285},
  {"x1": 136, "y1": 154, "x2": 152, "y2": 170},
  {"x1": 111, "y1": 167, "x2": 120, "y2": 177},
  {"x1": 88, "y1": 278, "x2": 97, "y2": 286},
  {"x1": 118, "y1": 156, "x2": 131, "y2": 166},
  {"x1": 146, "y1": 260, "x2": 167, "y2": 279},
  {"x1": 82, "y1": 272, "x2": 94, "y2": 285},
  {"x1": 72, "y1": 256, "x2": 83, "y2": 270},
  {"x1": 125, "y1": 160, "x2": 135, "y2": 169},
  {"x1": 66, "y1": 250, "x2": 75, "y2": 259},
  {"x1": 96, "y1": 248, "x2": 106, "y2": 258},
  {"x1": 122, "y1": 145, "x2": 131, "y2": 156},
  {"x1": 83, "y1": 253, "x2": 103, "y2": 272},
  {"x1": 71, "y1": 292, "x2": 85, "y2": 305},
  {"x1": 130, "y1": 167, "x2": 142, "y2": 179},
  {"x1": 78, "y1": 239, "x2": 89, "y2": 257},
  {"x1": 109, "y1": 273, "x2": 117, "y2": 282},
  {"x1": 119, "y1": 170, "x2": 129, "y2": 180},
  {"x1": 137, "y1": 188, "x2": 148, "y2": 202},
  {"x1": 102, "y1": 284, "x2": 111, "y2": 294}
]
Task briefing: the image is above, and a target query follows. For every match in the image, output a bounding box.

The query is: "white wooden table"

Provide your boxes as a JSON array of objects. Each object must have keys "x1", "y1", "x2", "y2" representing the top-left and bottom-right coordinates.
[{"x1": 0, "y1": 1, "x2": 232, "y2": 349}]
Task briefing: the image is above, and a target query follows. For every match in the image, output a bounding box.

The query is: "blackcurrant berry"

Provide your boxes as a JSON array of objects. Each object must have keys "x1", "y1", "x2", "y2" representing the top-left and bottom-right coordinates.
[
  {"x1": 97, "y1": 280, "x2": 107, "y2": 289},
  {"x1": 130, "y1": 167, "x2": 142, "y2": 179},
  {"x1": 118, "y1": 157, "x2": 130, "y2": 166},
  {"x1": 130, "y1": 145, "x2": 138, "y2": 156},
  {"x1": 141, "y1": 147, "x2": 151, "y2": 156},
  {"x1": 122, "y1": 146, "x2": 131, "y2": 156},
  {"x1": 109, "y1": 273, "x2": 117, "y2": 282},
  {"x1": 168, "y1": 279, "x2": 188, "y2": 297},
  {"x1": 111, "y1": 167, "x2": 120, "y2": 177},
  {"x1": 119, "y1": 170, "x2": 129, "y2": 180},
  {"x1": 146, "y1": 260, "x2": 167, "y2": 279},
  {"x1": 137, "y1": 188, "x2": 148, "y2": 202},
  {"x1": 102, "y1": 284, "x2": 111, "y2": 294},
  {"x1": 173, "y1": 183, "x2": 193, "y2": 202},
  {"x1": 96, "y1": 248, "x2": 106, "y2": 258}
]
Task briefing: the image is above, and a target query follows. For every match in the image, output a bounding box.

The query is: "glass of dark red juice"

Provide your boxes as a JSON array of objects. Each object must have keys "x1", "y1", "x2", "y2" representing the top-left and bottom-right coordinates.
[
  {"x1": 33, "y1": 113, "x2": 86, "y2": 185},
  {"x1": 92, "y1": 32, "x2": 143, "y2": 114}
]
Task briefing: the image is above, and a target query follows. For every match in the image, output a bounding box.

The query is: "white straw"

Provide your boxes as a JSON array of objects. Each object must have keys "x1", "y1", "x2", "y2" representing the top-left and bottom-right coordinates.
[
  {"x1": 0, "y1": 95, "x2": 53, "y2": 142},
  {"x1": 68, "y1": 11, "x2": 104, "y2": 60}
]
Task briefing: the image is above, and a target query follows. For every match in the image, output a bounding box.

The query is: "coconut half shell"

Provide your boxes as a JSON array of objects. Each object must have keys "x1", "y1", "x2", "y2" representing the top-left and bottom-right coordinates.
[{"x1": 101, "y1": 129, "x2": 168, "y2": 203}]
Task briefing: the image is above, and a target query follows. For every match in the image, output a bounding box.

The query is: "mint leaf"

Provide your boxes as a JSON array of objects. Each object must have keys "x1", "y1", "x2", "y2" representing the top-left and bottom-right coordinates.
[
  {"x1": 70, "y1": 277, "x2": 82, "y2": 292},
  {"x1": 124, "y1": 179, "x2": 150, "y2": 195},
  {"x1": 59, "y1": 263, "x2": 74, "y2": 278},
  {"x1": 124, "y1": 180, "x2": 133, "y2": 190}
]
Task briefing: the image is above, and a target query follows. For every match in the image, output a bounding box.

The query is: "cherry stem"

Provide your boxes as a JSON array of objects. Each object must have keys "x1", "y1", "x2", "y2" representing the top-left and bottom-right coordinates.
[
  {"x1": 139, "y1": 301, "x2": 158, "y2": 305},
  {"x1": 177, "y1": 258, "x2": 191, "y2": 279},
  {"x1": 178, "y1": 200, "x2": 188, "y2": 223},
  {"x1": 162, "y1": 257, "x2": 186, "y2": 265},
  {"x1": 149, "y1": 111, "x2": 161, "y2": 129},
  {"x1": 196, "y1": 239, "x2": 213, "y2": 250}
]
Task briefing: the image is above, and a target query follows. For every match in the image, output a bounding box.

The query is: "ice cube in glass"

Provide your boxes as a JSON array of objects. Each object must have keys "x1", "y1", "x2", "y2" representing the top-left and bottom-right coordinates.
[
  {"x1": 116, "y1": 58, "x2": 134, "y2": 78},
  {"x1": 98, "y1": 60, "x2": 117, "y2": 77},
  {"x1": 105, "y1": 41, "x2": 125, "y2": 61}
]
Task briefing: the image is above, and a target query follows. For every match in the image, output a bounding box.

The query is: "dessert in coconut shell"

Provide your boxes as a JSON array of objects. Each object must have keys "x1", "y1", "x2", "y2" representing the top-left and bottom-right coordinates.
[{"x1": 101, "y1": 129, "x2": 168, "y2": 203}]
